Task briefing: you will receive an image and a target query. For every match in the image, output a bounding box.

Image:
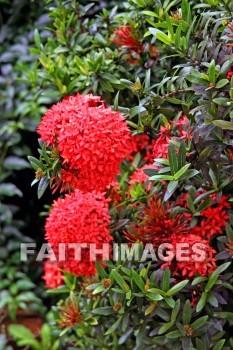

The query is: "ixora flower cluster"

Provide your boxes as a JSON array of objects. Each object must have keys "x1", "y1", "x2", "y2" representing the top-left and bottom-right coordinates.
[
  {"x1": 38, "y1": 94, "x2": 131, "y2": 287},
  {"x1": 38, "y1": 93, "x2": 130, "y2": 193},
  {"x1": 125, "y1": 194, "x2": 230, "y2": 278}
]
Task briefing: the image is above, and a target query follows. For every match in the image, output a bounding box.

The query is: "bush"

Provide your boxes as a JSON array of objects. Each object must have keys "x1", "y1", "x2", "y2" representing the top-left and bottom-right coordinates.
[{"x1": 9, "y1": 0, "x2": 233, "y2": 349}]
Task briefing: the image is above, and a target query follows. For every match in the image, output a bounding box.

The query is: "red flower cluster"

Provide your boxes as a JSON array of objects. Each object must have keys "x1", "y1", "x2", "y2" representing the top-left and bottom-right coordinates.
[
  {"x1": 110, "y1": 26, "x2": 143, "y2": 52},
  {"x1": 191, "y1": 195, "x2": 230, "y2": 240},
  {"x1": 129, "y1": 164, "x2": 157, "y2": 192},
  {"x1": 37, "y1": 94, "x2": 130, "y2": 192},
  {"x1": 45, "y1": 190, "x2": 112, "y2": 277},
  {"x1": 111, "y1": 26, "x2": 158, "y2": 64},
  {"x1": 152, "y1": 115, "x2": 192, "y2": 160},
  {"x1": 42, "y1": 260, "x2": 64, "y2": 289},
  {"x1": 125, "y1": 196, "x2": 189, "y2": 246},
  {"x1": 124, "y1": 196, "x2": 218, "y2": 277},
  {"x1": 177, "y1": 192, "x2": 230, "y2": 240},
  {"x1": 162, "y1": 234, "x2": 216, "y2": 278},
  {"x1": 126, "y1": 134, "x2": 156, "y2": 163}
]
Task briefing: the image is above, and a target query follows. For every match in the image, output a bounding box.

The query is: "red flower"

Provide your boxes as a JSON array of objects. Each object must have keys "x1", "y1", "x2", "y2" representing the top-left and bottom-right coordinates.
[
  {"x1": 227, "y1": 67, "x2": 233, "y2": 80},
  {"x1": 37, "y1": 94, "x2": 131, "y2": 193},
  {"x1": 152, "y1": 126, "x2": 171, "y2": 160},
  {"x1": 125, "y1": 134, "x2": 156, "y2": 163},
  {"x1": 111, "y1": 26, "x2": 143, "y2": 53},
  {"x1": 125, "y1": 196, "x2": 189, "y2": 246},
  {"x1": 162, "y1": 234, "x2": 217, "y2": 278},
  {"x1": 42, "y1": 260, "x2": 64, "y2": 289},
  {"x1": 58, "y1": 297, "x2": 83, "y2": 328},
  {"x1": 106, "y1": 181, "x2": 123, "y2": 207},
  {"x1": 45, "y1": 190, "x2": 112, "y2": 277},
  {"x1": 152, "y1": 115, "x2": 192, "y2": 160},
  {"x1": 129, "y1": 164, "x2": 157, "y2": 192}
]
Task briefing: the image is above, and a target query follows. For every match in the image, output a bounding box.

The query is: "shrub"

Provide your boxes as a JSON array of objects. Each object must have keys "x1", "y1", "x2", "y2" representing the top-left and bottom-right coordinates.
[{"x1": 25, "y1": 0, "x2": 233, "y2": 349}]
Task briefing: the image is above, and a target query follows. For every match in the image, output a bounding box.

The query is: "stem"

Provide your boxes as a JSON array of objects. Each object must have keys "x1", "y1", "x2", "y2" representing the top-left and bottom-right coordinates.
[{"x1": 162, "y1": 88, "x2": 195, "y2": 99}]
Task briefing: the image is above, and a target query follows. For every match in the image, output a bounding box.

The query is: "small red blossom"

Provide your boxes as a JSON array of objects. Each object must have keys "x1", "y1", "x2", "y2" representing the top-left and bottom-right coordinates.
[
  {"x1": 125, "y1": 196, "x2": 189, "y2": 246},
  {"x1": 227, "y1": 67, "x2": 233, "y2": 80},
  {"x1": 129, "y1": 164, "x2": 157, "y2": 192},
  {"x1": 152, "y1": 126, "x2": 171, "y2": 160},
  {"x1": 162, "y1": 234, "x2": 217, "y2": 278},
  {"x1": 152, "y1": 115, "x2": 192, "y2": 160},
  {"x1": 45, "y1": 190, "x2": 112, "y2": 277},
  {"x1": 126, "y1": 134, "x2": 156, "y2": 163},
  {"x1": 42, "y1": 260, "x2": 64, "y2": 289},
  {"x1": 37, "y1": 94, "x2": 131, "y2": 193},
  {"x1": 110, "y1": 26, "x2": 143, "y2": 53},
  {"x1": 58, "y1": 297, "x2": 83, "y2": 328},
  {"x1": 111, "y1": 26, "x2": 158, "y2": 64}
]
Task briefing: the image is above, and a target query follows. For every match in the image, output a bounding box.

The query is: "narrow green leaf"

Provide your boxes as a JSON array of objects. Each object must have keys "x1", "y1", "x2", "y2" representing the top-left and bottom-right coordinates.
[
  {"x1": 168, "y1": 143, "x2": 178, "y2": 175},
  {"x1": 196, "y1": 292, "x2": 207, "y2": 313},
  {"x1": 167, "y1": 280, "x2": 189, "y2": 296},
  {"x1": 149, "y1": 175, "x2": 174, "y2": 181},
  {"x1": 178, "y1": 141, "x2": 186, "y2": 169},
  {"x1": 37, "y1": 177, "x2": 49, "y2": 199},
  {"x1": 161, "y1": 269, "x2": 171, "y2": 292},
  {"x1": 205, "y1": 262, "x2": 231, "y2": 292},
  {"x1": 173, "y1": 163, "x2": 191, "y2": 180},
  {"x1": 212, "y1": 120, "x2": 233, "y2": 130},
  {"x1": 191, "y1": 315, "x2": 208, "y2": 330},
  {"x1": 182, "y1": 300, "x2": 192, "y2": 325},
  {"x1": 213, "y1": 340, "x2": 225, "y2": 350},
  {"x1": 105, "y1": 317, "x2": 122, "y2": 335},
  {"x1": 111, "y1": 270, "x2": 129, "y2": 292}
]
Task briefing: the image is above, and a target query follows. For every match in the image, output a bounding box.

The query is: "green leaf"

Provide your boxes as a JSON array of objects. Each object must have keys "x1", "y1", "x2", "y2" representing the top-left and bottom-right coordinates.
[
  {"x1": 4, "y1": 157, "x2": 30, "y2": 170},
  {"x1": 105, "y1": 317, "x2": 122, "y2": 335},
  {"x1": 213, "y1": 340, "x2": 225, "y2": 350},
  {"x1": 212, "y1": 120, "x2": 233, "y2": 130},
  {"x1": 158, "y1": 322, "x2": 174, "y2": 335},
  {"x1": 142, "y1": 10, "x2": 160, "y2": 18},
  {"x1": 167, "y1": 180, "x2": 178, "y2": 193},
  {"x1": 34, "y1": 29, "x2": 41, "y2": 49},
  {"x1": 191, "y1": 277, "x2": 207, "y2": 286},
  {"x1": 173, "y1": 163, "x2": 191, "y2": 180},
  {"x1": 148, "y1": 28, "x2": 173, "y2": 45},
  {"x1": 149, "y1": 175, "x2": 174, "y2": 181},
  {"x1": 212, "y1": 98, "x2": 230, "y2": 106},
  {"x1": 168, "y1": 143, "x2": 178, "y2": 175},
  {"x1": 182, "y1": 0, "x2": 191, "y2": 23},
  {"x1": 161, "y1": 269, "x2": 171, "y2": 292},
  {"x1": 190, "y1": 316, "x2": 208, "y2": 330},
  {"x1": 166, "y1": 330, "x2": 181, "y2": 339},
  {"x1": 131, "y1": 270, "x2": 145, "y2": 292},
  {"x1": 37, "y1": 177, "x2": 49, "y2": 199},
  {"x1": 167, "y1": 280, "x2": 189, "y2": 296},
  {"x1": 171, "y1": 299, "x2": 180, "y2": 323},
  {"x1": 111, "y1": 270, "x2": 130, "y2": 292},
  {"x1": 145, "y1": 302, "x2": 157, "y2": 315},
  {"x1": 182, "y1": 300, "x2": 192, "y2": 325},
  {"x1": 208, "y1": 59, "x2": 216, "y2": 83},
  {"x1": 8, "y1": 325, "x2": 40, "y2": 350},
  {"x1": 114, "y1": 91, "x2": 120, "y2": 111},
  {"x1": 92, "y1": 307, "x2": 115, "y2": 316},
  {"x1": 178, "y1": 141, "x2": 186, "y2": 169},
  {"x1": 205, "y1": 262, "x2": 231, "y2": 292},
  {"x1": 215, "y1": 79, "x2": 229, "y2": 89},
  {"x1": 41, "y1": 324, "x2": 51, "y2": 348},
  {"x1": 0, "y1": 183, "x2": 23, "y2": 197},
  {"x1": 93, "y1": 285, "x2": 105, "y2": 294},
  {"x1": 196, "y1": 292, "x2": 207, "y2": 313},
  {"x1": 186, "y1": 75, "x2": 208, "y2": 85}
]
